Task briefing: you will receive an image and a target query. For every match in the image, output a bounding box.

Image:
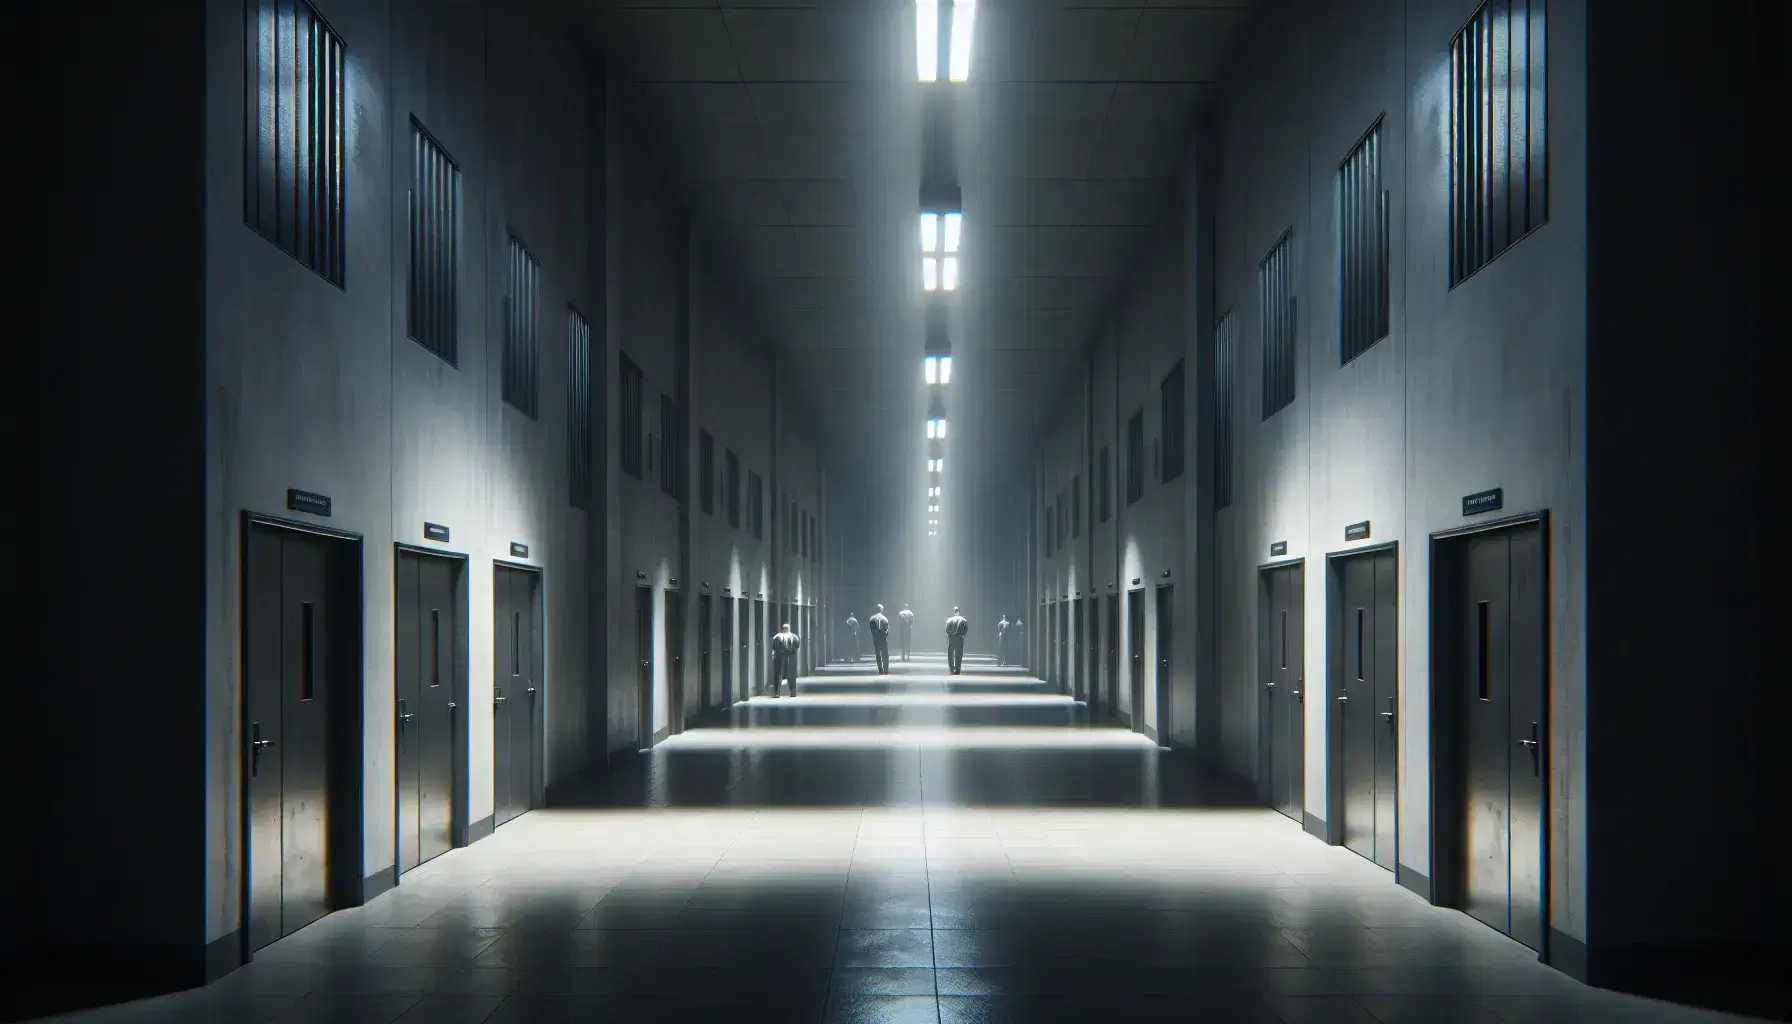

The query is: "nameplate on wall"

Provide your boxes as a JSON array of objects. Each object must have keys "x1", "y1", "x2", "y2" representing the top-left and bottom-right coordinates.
[
  {"x1": 509, "y1": 542, "x2": 530, "y2": 558},
  {"x1": 286, "y1": 489, "x2": 332, "y2": 517},
  {"x1": 1462, "y1": 488, "x2": 1504, "y2": 517},
  {"x1": 1269, "y1": 540, "x2": 1288, "y2": 557},
  {"x1": 424, "y1": 522, "x2": 451, "y2": 543},
  {"x1": 1344, "y1": 521, "x2": 1371, "y2": 542}
]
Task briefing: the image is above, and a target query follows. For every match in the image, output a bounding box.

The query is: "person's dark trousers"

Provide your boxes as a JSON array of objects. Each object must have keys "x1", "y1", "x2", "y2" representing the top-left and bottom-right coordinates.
[
  {"x1": 873, "y1": 638, "x2": 890, "y2": 674},
  {"x1": 901, "y1": 628, "x2": 911, "y2": 661},
  {"x1": 997, "y1": 636, "x2": 1005, "y2": 666},
  {"x1": 851, "y1": 636, "x2": 859, "y2": 662},
  {"x1": 948, "y1": 636, "x2": 964, "y2": 674},
  {"x1": 772, "y1": 655, "x2": 794, "y2": 695}
]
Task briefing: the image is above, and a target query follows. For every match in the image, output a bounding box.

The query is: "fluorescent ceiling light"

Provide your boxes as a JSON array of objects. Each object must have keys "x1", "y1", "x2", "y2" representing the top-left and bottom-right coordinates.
[
  {"x1": 941, "y1": 256, "x2": 958, "y2": 292},
  {"x1": 943, "y1": 212, "x2": 962, "y2": 253},
  {"x1": 939, "y1": 356, "x2": 952, "y2": 384},
  {"x1": 923, "y1": 356, "x2": 939, "y2": 384},
  {"x1": 926, "y1": 419, "x2": 938, "y2": 439},
  {"x1": 947, "y1": 0, "x2": 976, "y2": 82},
  {"x1": 920, "y1": 213, "x2": 939, "y2": 253},
  {"x1": 916, "y1": 0, "x2": 939, "y2": 82},
  {"x1": 922, "y1": 257, "x2": 938, "y2": 291},
  {"x1": 937, "y1": 418, "x2": 948, "y2": 438}
]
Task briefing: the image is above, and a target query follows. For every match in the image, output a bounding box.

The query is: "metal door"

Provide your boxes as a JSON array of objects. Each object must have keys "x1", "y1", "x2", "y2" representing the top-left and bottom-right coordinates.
[
  {"x1": 752, "y1": 600, "x2": 765, "y2": 696},
  {"x1": 719, "y1": 597, "x2": 734, "y2": 707},
  {"x1": 1105, "y1": 594, "x2": 1119, "y2": 718},
  {"x1": 1155, "y1": 585, "x2": 1174, "y2": 738},
  {"x1": 737, "y1": 599, "x2": 751, "y2": 701},
  {"x1": 1058, "y1": 601, "x2": 1069, "y2": 692},
  {"x1": 493, "y1": 565, "x2": 539, "y2": 828},
  {"x1": 1259, "y1": 564, "x2": 1306, "y2": 822},
  {"x1": 1462, "y1": 524, "x2": 1546, "y2": 949},
  {"x1": 635, "y1": 585, "x2": 654, "y2": 746},
  {"x1": 1336, "y1": 549, "x2": 1398, "y2": 871},
  {"x1": 1073, "y1": 601, "x2": 1085, "y2": 701},
  {"x1": 397, "y1": 550, "x2": 460, "y2": 872},
  {"x1": 1127, "y1": 590, "x2": 1145, "y2": 727},
  {"x1": 697, "y1": 595, "x2": 712, "y2": 709},
  {"x1": 1085, "y1": 597, "x2": 1099, "y2": 709},
  {"x1": 665, "y1": 590, "x2": 685, "y2": 731},
  {"x1": 246, "y1": 525, "x2": 334, "y2": 949}
]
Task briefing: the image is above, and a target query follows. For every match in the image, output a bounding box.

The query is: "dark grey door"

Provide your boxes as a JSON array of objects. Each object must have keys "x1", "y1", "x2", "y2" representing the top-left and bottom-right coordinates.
[
  {"x1": 1127, "y1": 590, "x2": 1145, "y2": 727},
  {"x1": 1084, "y1": 597, "x2": 1099, "y2": 708},
  {"x1": 246, "y1": 525, "x2": 335, "y2": 950},
  {"x1": 738, "y1": 599, "x2": 751, "y2": 701},
  {"x1": 752, "y1": 600, "x2": 765, "y2": 695},
  {"x1": 697, "y1": 595, "x2": 712, "y2": 710},
  {"x1": 720, "y1": 597, "x2": 735, "y2": 706},
  {"x1": 1155, "y1": 585, "x2": 1174, "y2": 737},
  {"x1": 1336, "y1": 549, "x2": 1398, "y2": 871},
  {"x1": 1105, "y1": 594, "x2": 1119, "y2": 718},
  {"x1": 492, "y1": 565, "x2": 540, "y2": 829},
  {"x1": 1073, "y1": 601, "x2": 1085, "y2": 701},
  {"x1": 1260, "y1": 565, "x2": 1306, "y2": 822},
  {"x1": 1462, "y1": 524, "x2": 1546, "y2": 949},
  {"x1": 665, "y1": 590, "x2": 685, "y2": 731},
  {"x1": 397, "y1": 549, "x2": 460, "y2": 873},
  {"x1": 635, "y1": 586, "x2": 654, "y2": 747},
  {"x1": 1058, "y1": 601, "x2": 1070, "y2": 692}
]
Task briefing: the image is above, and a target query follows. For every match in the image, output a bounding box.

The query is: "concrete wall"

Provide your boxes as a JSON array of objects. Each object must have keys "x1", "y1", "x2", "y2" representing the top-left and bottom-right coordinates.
[
  {"x1": 1029, "y1": 0, "x2": 1593, "y2": 939},
  {"x1": 202, "y1": 0, "x2": 603, "y2": 943}
]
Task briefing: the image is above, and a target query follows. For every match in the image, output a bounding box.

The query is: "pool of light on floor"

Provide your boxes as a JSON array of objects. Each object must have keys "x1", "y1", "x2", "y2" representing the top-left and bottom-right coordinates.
[{"x1": 657, "y1": 724, "x2": 1159, "y2": 750}]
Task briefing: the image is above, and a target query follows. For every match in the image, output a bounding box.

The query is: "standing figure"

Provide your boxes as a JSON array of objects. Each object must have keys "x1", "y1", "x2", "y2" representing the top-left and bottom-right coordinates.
[
  {"x1": 997, "y1": 614, "x2": 1011, "y2": 666},
  {"x1": 945, "y1": 607, "x2": 969, "y2": 675},
  {"x1": 1010, "y1": 617, "x2": 1025, "y2": 669},
  {"x1": 898, "y1": 604, "x2": 915, "y2": 661},
  {"x1": 868, "y1": 604, "x2": 892, "y2": 674},
  {"x1": 845, "y1": 612, "x2": 860, "y2": 663},
  {"x1": 770, "y1": 622, "x2": 801, "y2": 698}
]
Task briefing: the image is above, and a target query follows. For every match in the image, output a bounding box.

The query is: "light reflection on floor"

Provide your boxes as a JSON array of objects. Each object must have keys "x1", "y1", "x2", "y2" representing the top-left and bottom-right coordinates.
[{"x1": 34, "y1": 657, "x2": 1771, "y2": 1024}]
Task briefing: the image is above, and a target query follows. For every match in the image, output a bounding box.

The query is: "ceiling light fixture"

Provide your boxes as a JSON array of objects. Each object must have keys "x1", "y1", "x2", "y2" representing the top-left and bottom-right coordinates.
[
  {"x1": 918, "y1": 0, "x2": 975, "y2": 84},
  {"x1": 916, "y1": 0, "x2": 940, "y2": 83},
  {"x1": 947, "y1": 0, "x2": 976, "y2": 82}
]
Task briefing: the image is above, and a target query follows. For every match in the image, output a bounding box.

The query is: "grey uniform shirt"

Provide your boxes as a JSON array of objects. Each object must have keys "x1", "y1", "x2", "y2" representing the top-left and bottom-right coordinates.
[
  {"x1": 846, "y1": 617, "x2": 859, "y2": 634},
  {"x1": 771, "y1": 632, "x2": 800, "y2": 656},
  {"x1": 898, "y1": 610, "x2": 914, "y2": 628},
  {"x1": 869, "y1": 613, "x2": 890, "y2": 636},
  {"x1": 946, "y1": 615, "x2": 969, "y2": 638}
]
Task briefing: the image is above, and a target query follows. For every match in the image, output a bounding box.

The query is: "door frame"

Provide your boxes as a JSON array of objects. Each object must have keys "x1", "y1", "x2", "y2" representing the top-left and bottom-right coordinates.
[
  {"x1": 492, "y1": 559, "x2": 545, "y2": 823},
  {"x1": 1323, "y1": 541, "x2": 1398, "y2": 854},
  {"x1": 394, "y1": 542, "x2": 473, "y2": 858},
  {"x1": 634, "y1": 583, "x2": 656, "y2": 748},
  {"x1": 237, "y1": 512, "x2": 368, "y2": 965},
  {"x1": 1126, "y1": 586, "x2": 1146, "y2": 730},
  {"x1": 1427, "y1": 510, "x2": 1552, "y2": 954},
  {"x1": 1154, "y1": 582, "x2": 1174, "y2": 744},
  {"x1": 1256, "y1": 556, "x2": 1306, "y2": 818}
]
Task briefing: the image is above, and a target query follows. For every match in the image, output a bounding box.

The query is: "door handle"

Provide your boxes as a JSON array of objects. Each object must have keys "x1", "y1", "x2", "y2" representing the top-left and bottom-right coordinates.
[
  {"x1": 1336, "y1": 694, "x2": 1349, "y2": 702},
  {"x1": 1517, "y1": 739, "x2": 1538, "y2": 749},
  {"x1": 494, "y1": 695, "x2": 508, "y2": 703},
  {"x1": 1292, "y1": 690, "x2": 1303, "y2": 702},
  {"x1": 1265, "y1": 681, "x2": 1276, "y2": 689},
  {"x1": 448, "y1": 702, "x2": 458, "y2": 710},
  {"x1": 526, "y1": 687, "x2": 537, "y2": 695},
  {"x1": 252, "y1": 738, "x2": 276, "y2": 750},
  {"x1": 397, "y1": 699, "x2": 413, "y2": 728},
  {"x1": 1381, "y1": 696, "x2": 1397, "y2": 725}
]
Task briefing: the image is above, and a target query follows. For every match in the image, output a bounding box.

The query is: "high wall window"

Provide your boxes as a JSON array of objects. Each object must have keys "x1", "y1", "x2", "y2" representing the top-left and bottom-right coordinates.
[
  {"x1": 1339, "y1": 120, "x2": 1390, "y2": 364},
  {"x1": 407, "y1": 119, "x2": 459, "y2": 364},
  {"x1": 1214, "y1": 310, "x2": 1238, "y2": 511},
  {"x1": 246, "y1": 0, "x2": 346, "y2": 288},
  {"x1": 1259, "y1": 231, "x2": 1297, "y2": 419},
  {"x1": 1160, "y1": 360, "x2": 1186, "y2": 483},
  {"x1": 658, "y1": 394, "x2": 682, "y2": 499},
  {"x1": 619, "y1": 355, "x2": 644, "y2": 478},
  {"x1": 1126, "y1": 410, "x2": 1144, "y2": 506},
  {"x1": 1451, "y1": 0, "x2": 1548, "y2": 286},
  {"x1": 1099, "y1": 446, "x2": 1112, "y2": 523},
  {"x1": 698, "y1": 430, "x2": 715, "y2": 515},
  {"x1": 567, "y1": 307, "x2": 593, "y2": 511},
  {"x1": 725, "y1": 449, "x2": 742, "y2": 527},
  {"x1": 503, "y1": 235, "x2": 540, "y2": 419},
  {"x1": 1072, "y1": 475, "x2": 1081, "y2": 539},
  {"x1": 750, "y1": 472, "x2": 764, "y2": 540}
]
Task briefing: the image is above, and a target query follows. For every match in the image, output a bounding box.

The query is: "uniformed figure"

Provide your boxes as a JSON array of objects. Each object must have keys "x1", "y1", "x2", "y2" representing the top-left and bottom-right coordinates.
[
  {"x1": 867, "y1": 604, "x2": 892, "y2": 674},
  {"x1": 1010, "y1": 618, "x2": 1025, "y2": 668},
  {"x1": 945, "y1": 607, "x2": 969, "y2": 675},
  {"x1": 996, "y1": 615, "x2": 1011, "y2": 665},
  {"x1": 770, "y1": 623, "x2": 801, "y2": 697},
  {"x1": 845, "y1": 612, "x2": 860, "y2": 662},
  {"x1": 898, "y1": 604, "x2": 915, "y2": 661}
]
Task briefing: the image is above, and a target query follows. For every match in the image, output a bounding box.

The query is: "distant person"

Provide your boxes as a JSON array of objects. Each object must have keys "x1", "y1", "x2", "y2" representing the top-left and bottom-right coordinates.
[
  {"x1": 868, "y1": 604, "x2": 892, "y2": 674},
  {"x1": 1010, "y1": 617, "x2": 1026, "y2": 669},
  {"x1": 945, "y1": 607, "x2": 969, "y2": 675},
  {"x1": 997, "y1": 614, "x2": 1011, "y2": 665},
  {"x1": 770, "y1": 623, "x2": 801, "y2": 698},
  {"x1": 845, "y1": 612, "x2": 860, "y2": 663},
  {"x1": 898, "y1": 604, "x2": 915, "y2": 661}
]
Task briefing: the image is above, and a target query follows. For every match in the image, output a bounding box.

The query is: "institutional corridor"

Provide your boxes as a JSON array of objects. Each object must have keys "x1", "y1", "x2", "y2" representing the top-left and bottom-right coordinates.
[{"x1": 38, "y1": 656, "x2": 1765, "y2": 1024}]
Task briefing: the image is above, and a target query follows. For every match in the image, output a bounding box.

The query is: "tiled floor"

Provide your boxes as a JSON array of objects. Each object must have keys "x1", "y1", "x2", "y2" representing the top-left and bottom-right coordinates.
[{"x1": 39, "y1": 656, "x2": 1773, "y2": 1023}]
